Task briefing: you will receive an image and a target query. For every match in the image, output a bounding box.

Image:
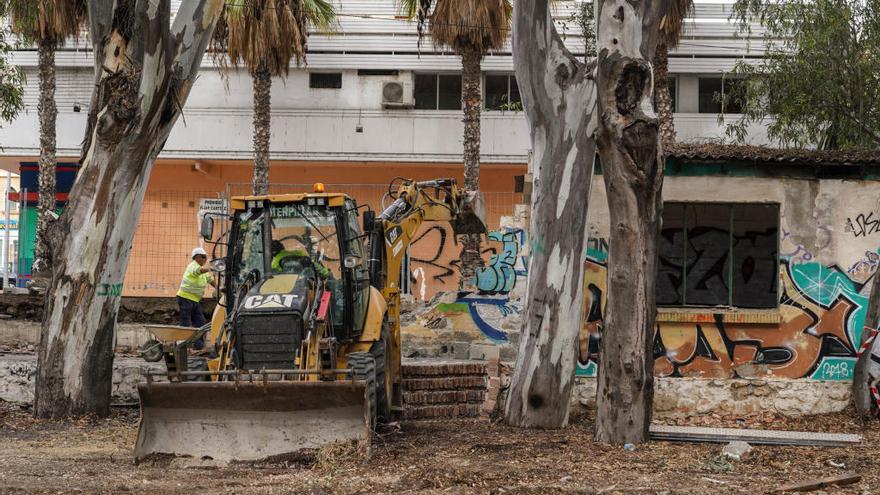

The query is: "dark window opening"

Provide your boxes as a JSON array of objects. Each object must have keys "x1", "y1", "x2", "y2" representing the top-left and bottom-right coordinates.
[
  {"x1": 657, "y1": 202, "x2": 779, "y2": 309},
  {"x1": 310, "y1": 72, "x2": 342, "y2": 89},
  {"x1": 357, "y1": 69, "x2": 400, "y2": 76},
  {"x1": 698, "y1": 76, "x2": 746, "y2": 114},
  {"x1": 669, "y1": 76, "x2": 677, "y2": 113},
  {"x1": 414, "y1": 73, "x2": 462, "y2": 110},
  {"x1": 484, "y1": 74, "x2": 522, "y2": 110},
  {"x1": 698, "y1": 77, "x2": 723, "y2": 113}
]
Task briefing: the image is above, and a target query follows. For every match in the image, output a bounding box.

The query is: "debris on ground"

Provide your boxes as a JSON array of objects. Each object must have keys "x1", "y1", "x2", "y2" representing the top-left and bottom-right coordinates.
[
  {"x1": 721, "y1": 440, "x2": 752, "y2": 461},
  {"x1": 0, "y1": 401, "x2": 877, "y2": 494},
  {"x1": 770, "y1": 473, "x2": 862, "y2": 493}
]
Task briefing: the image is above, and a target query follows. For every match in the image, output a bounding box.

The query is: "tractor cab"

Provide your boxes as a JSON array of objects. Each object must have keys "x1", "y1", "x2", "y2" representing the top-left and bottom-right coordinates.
[{"x1": 220, "y1": 188, "x2": 371, "y2": 370}]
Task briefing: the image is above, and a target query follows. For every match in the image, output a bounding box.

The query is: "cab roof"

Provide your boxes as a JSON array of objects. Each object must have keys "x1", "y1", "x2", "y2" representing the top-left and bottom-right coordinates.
[{"x1": 229, "y1": 192, "x2": 351, "y2": 210}]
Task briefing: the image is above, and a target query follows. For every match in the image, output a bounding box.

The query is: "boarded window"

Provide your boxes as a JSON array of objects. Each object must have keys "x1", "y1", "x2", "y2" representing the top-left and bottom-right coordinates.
[{"x1": 657, "y1": 202, "x2": 779, "y2": 308}]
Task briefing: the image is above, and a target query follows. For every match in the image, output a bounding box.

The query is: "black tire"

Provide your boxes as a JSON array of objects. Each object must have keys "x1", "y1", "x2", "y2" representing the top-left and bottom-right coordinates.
[
  {"x1": 186, "y1": 356, "x2": 209, "y2": 382},
  {"x1": 347, "y1": 352, "x2": 377, "y2": 431},
  {"x1": 370, "y1": 323, "x2": 394, "y2": 423}
]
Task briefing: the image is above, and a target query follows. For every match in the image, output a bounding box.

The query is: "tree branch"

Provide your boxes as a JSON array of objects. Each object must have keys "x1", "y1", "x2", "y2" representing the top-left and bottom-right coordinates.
[
  {"x1": 513, "y1": 0, "x2": 591, "y2": 119},
  {"x1": 171, "y1": 0, "x2": 224, "y2": 90}
]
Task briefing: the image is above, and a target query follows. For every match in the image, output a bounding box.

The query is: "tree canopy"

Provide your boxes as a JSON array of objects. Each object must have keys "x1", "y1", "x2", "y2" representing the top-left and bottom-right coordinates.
[
  {"x1": 0, "y1": 2, "x2": 25, "y2": 125},
  {"x1": 727, "y1": 0, "x2": 880, "y2": 150}
]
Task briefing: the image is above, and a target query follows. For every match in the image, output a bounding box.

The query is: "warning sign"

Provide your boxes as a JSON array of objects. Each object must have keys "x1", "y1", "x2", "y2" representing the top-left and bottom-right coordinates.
[{"x1": 198, "y1": 198, "x2": 228, "y2": 221}]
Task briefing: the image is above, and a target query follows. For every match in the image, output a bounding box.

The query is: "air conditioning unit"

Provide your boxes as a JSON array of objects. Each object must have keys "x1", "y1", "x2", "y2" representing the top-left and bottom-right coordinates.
[{"x1": 382, "y1": 80, "x2": 414, "y2": 109}]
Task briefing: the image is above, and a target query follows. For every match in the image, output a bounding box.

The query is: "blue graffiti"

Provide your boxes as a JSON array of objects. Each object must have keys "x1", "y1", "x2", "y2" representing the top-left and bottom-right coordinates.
[
  {"x1": 458, "y1": 296, "x2": 520, "y2": 342},
  {"x1": 472, "y1": 230, "x2": 521, "y2": 295}
]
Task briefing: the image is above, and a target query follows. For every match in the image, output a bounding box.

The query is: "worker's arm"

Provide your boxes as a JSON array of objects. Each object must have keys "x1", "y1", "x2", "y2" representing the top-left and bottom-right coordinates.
[{"x1": 199, "y1": 266, "x2": 212, "y2": 274}]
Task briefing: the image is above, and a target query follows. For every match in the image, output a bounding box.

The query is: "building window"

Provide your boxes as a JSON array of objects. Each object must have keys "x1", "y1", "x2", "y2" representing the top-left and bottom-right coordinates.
[
  {"x1": 414, "y1": 73, "x2": 462, "y2": 110},
  {"x1": 698, "y1": 76, "x2": 745, "y2": 114},
  {"x1": 484, "y1": 74, "x2": 521, "y2": 110},
  {"x1": 309, "y1": 72, "x2": 342, "y2": 89},
  {"x1": 357, "y1": 69, "x2": 399, "y2": 76},
  {"x1": 657, "y1": 203, "x2": 779, "y2": 309}
]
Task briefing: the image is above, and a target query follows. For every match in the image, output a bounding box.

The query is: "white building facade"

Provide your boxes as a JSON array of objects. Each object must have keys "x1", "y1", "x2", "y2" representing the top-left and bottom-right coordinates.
[{"x1": 0, "y1": 0, "x2": 769, "y2": 168}]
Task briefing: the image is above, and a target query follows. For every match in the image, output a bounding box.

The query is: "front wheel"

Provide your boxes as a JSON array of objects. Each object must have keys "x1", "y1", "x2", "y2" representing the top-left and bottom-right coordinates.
[
  {"x1": 346, "y1": 352, "x2": 377, "y2": 431},
  {"x1": 371, "y1": 322, "x2": 394, "y2": 423}
]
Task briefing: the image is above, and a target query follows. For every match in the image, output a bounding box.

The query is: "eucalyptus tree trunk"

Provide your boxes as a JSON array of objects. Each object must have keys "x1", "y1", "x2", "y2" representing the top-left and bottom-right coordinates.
[
  {"x1": 653, "y1": 43, "x2": 675, "y2": 149},
  {"x1": 594, "y1": 0, "x2": 664, "y2": 444},
  {"x1": 459, "y1": 46, "x2": 483, "y2": 288},
  {"x1": 252, "y1": 67, "x2": 271, "y2": 196},
  {"x1": 32, "y1": 38, "x2": 57, "y2": 284},
  {"x1": 34, "y1": 0, "x2": 224, "y2": 418},
  {"x1": 504, "y1": 0, "x2": 598, "y2": 428},
  {"x1": 853, "y1": 272, "x2": 880, "y2": 417}
]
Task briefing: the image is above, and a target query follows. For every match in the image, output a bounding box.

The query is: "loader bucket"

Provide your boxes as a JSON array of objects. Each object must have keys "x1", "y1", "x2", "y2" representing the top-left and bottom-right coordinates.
[
  {"x1": 135, "y1": 380, "x2": 370, "y2": 462},
  {"x1": 451, "y1": 189, "x2": 487, "y2": 236}
]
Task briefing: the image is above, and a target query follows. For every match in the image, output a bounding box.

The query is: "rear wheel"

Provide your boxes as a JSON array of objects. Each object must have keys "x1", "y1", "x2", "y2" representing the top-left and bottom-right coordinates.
[
  {"x1": 370, "y1": 322, "x2": 394, "y2": 423},
  {"x1": 346, "y1": 352, "x2": 377, "y2": 431}
]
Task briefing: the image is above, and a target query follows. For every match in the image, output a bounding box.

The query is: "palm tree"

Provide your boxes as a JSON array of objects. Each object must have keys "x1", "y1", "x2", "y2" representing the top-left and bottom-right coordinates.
[
  {"x1": 7, "y1": 0, "x2": 87, "y2": 284},
  {"x1": 211, "y1": 0, "x2": 335, "y2": 195},
  {"x1": 400, "y1": 0, "x2": 512, "y2": 286},
  {"x1": 655, "y1": 0, "x2": 693, "y2": 148}
]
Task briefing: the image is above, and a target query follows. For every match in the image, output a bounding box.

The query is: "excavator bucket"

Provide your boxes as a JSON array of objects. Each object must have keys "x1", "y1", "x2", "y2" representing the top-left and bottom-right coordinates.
[
  {"x1": 451, "y1": 189, "x2": 487, "y2": 236},
  {"x1": 135, "y1": 380, "x2": 370, "y2": 462}
]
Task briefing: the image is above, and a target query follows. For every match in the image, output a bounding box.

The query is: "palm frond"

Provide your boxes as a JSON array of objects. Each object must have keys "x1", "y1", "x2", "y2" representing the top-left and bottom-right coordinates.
[
  {"x1": 398, "y1": 0, "x2": 511, "y2": 55},
  {"x1": 658, "y1": 0, "x2": 694, "y2": 48},
  {"x1": 211, "y1": 0, "x2": 337, "y2": 77},
  {"x1": 7, "y1": 0, "x2": 88, "y2": 45}
]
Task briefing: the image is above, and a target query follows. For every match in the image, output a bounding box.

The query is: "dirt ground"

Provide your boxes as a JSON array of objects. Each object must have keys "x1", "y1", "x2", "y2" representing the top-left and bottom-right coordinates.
[{"x1": 0, "y1": 401, "x2": 877, "y2": 494}]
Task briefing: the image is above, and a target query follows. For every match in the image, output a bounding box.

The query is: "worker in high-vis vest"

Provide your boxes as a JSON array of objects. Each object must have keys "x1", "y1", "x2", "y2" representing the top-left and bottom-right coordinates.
[
  {"x1": 177, "y1": 247, "x2": 217, "y2": 349},
  {"x1": 270, "y1": 240, "x2": 332, "y2": 279}
]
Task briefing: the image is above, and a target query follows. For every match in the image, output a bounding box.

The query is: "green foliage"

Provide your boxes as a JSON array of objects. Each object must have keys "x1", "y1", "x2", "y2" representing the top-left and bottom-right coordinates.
[
  {"x1": 727, "y1": 0, "x2": 880, "y2": 149},
  {"x1": 0, "y1": 2, "x2": 25, "y2": 126},
  {"x1": 498, "y1": 93, "x2": 522, "y2": 112}
]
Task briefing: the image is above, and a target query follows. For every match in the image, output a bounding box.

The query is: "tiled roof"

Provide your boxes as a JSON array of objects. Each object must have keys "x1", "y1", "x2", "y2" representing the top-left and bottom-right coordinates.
[{"x1": 667, "y1": 143, "x2": 880, "y2": 166}]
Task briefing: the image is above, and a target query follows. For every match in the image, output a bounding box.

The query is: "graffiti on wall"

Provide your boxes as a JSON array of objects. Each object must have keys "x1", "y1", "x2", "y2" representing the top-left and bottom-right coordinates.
[
  {"x1": 845, "y1": 211, "x2": 880, "y2": 238},
  {"x1": 576, "y1": 256, "x2": 870, "y2": 380},
  {"x1": 410, "y1": 227, "x2": 528, "y2": 342}
]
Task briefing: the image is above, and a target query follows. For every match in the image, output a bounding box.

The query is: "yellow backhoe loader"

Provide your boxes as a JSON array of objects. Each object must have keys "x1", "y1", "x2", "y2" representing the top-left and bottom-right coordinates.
[{"x1": 135, "y1": 178, "x2": 485, "y2": 461}]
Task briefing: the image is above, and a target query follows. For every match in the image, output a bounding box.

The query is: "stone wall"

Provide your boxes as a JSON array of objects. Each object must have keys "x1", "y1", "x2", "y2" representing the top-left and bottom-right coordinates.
[
  {"x1": 0, "y1": 354, "x2": 163, "y2": 405},
  {"x1": 570, "y1": 376, "x2": 852, "y2": 418},
  {"x1": 0, "y1": 294, "x2": 216, "y2": 323}
]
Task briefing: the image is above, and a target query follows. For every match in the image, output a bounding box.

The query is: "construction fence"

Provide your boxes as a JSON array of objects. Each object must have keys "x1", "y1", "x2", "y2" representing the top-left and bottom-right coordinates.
[{"x1": 124, "y1": 183, "x2": 523, "y2": 298}]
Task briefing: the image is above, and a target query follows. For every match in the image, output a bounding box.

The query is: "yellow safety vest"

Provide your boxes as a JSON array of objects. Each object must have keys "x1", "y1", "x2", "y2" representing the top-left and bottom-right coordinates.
[{"x1": 177, "y1": 260, "x2": 213, "y2": 302}]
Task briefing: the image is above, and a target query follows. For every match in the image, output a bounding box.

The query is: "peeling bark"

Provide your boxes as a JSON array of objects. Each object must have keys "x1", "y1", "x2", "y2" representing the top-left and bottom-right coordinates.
[
  {"x1": 504, "y1": 0, "x2": 598, "y2": 428},
  {"x1": 853, "y1": 271, "x2": 880, "y2": 417},
  {"x1": 252, "y1": 67, "x2": 271, "y2": 196},
  {"x1": 594, "y1": 0, "x2": 664, "y2": 444},
  {"x1": 459, "y1": 46, "x2": 483, "y2": 288},
  {"x1": 32, "y1": 39, "x2": 57, "y2": 283},
  {"x1": 34, "y1": 0, "x2": 224, "y2": 418},
  {"x1": 653, "y1": 43, "x2": 675, "y2": 149}
]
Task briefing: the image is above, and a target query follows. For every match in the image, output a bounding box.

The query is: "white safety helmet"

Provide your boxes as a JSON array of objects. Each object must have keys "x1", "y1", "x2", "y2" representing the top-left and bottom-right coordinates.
[{"x1": 191, "y1": 247, "x2": 208, "y2": 259}]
